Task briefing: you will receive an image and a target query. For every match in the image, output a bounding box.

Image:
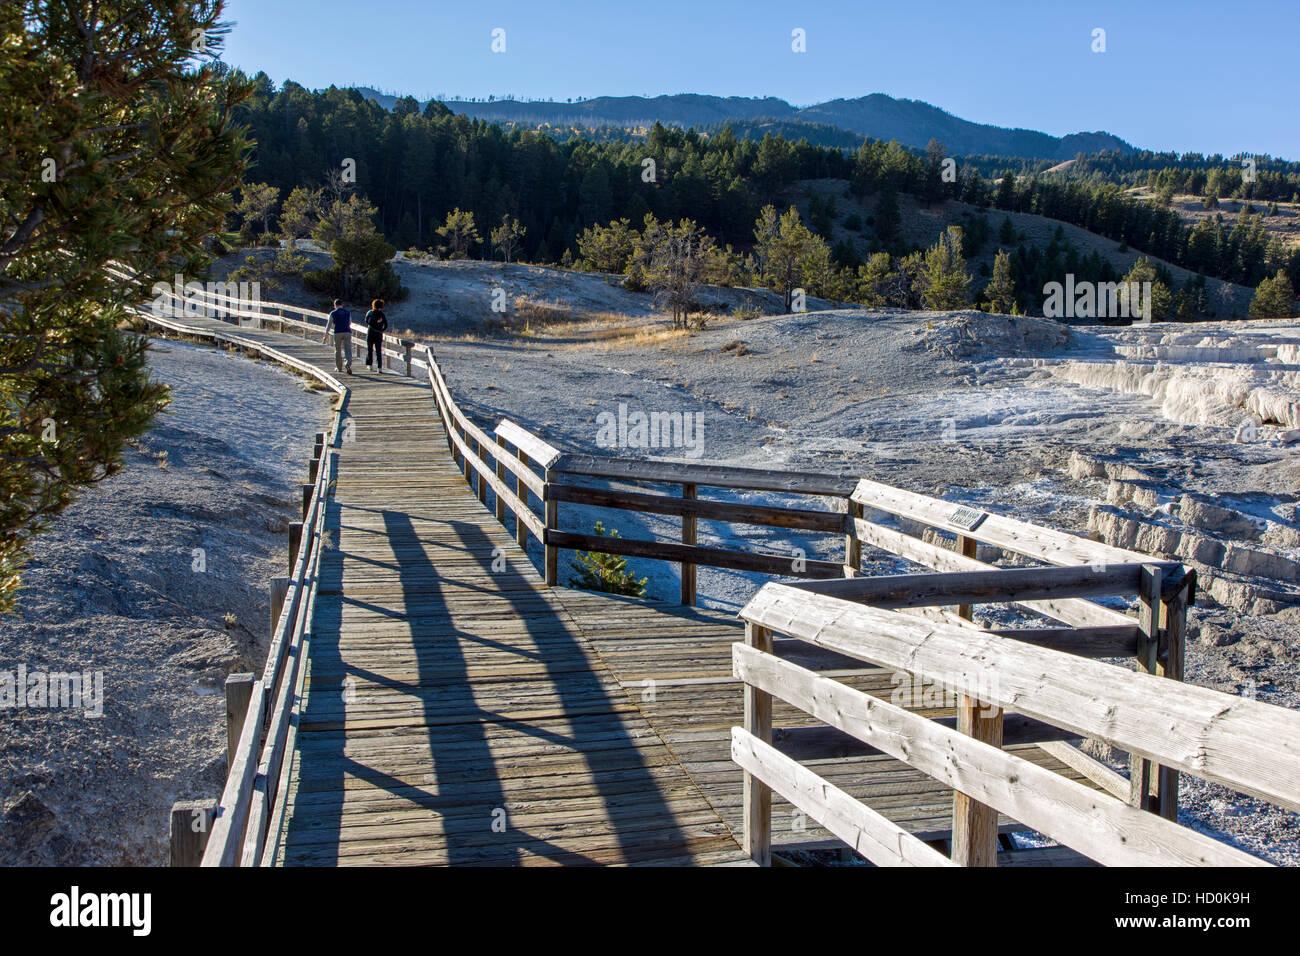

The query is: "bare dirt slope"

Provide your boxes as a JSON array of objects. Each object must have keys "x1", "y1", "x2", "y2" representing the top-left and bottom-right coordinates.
[{"x1": 217, "y1": 248, "x2": 837, "y2": 340}]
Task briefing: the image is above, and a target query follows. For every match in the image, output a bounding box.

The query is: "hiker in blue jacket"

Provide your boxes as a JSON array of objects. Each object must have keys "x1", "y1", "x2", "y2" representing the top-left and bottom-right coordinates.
[{"x1": 323, "y1": 299, "x2": 353, "y2": 374}]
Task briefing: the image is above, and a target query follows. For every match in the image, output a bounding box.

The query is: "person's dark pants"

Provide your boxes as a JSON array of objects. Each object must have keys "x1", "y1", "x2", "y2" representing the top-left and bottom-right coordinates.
[{"x1": 366, "y1": 333, "x2": 383, "y2": 369}]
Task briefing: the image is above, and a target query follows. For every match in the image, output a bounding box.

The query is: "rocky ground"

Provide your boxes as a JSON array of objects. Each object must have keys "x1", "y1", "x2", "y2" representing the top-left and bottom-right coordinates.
[{"x1": 0, "y1": 340, "x2": 331, "y2": 866}]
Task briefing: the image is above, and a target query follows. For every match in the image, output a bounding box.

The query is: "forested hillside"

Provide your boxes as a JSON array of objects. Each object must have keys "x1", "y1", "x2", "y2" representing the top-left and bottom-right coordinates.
[{"x1": 229, "y1": 71, "x2": 1300, "y2": 317}]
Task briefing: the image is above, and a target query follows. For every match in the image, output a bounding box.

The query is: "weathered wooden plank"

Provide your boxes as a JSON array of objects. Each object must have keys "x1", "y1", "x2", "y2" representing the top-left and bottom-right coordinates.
[
  {"x1": 556, "y1": 454, "x2": 859, "y2": 496},
  {"x1": 732, "y1": 728, "x2": 954, "y2": 867},
  {"x1": 791, "y1": 562, "x2": 1179, "y2": 608},
  {"x1": 202, "y1": 683, "x2": 267, "y2": 867},
  {"x1": 773, "y1": 715, "x2": 1078, "y2": 761},
  {"x1": 852, "y1": 478, "x2": 1156, "y2": 568},
  {"x1": 496, "y1": 419, "x2": 563, "y2": 470},
  {"x1": 547, "y1": 530, "x2": 844, "y2": 579},
  {"x1": 850, "y1": 516, "x2": 1138, "y2": 630},
  {"x1": 549, "y1": 482, "x2": 845, "y2": 533},
  {"x1": 1037, "y1": 741, "x2": 1130, "y2": 802}
]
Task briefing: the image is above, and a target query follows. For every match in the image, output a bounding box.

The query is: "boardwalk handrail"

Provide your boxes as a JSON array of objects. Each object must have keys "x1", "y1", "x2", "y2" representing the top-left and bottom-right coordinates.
[
  {"x1": 733, "y1": 579, "x2": 1298, "y2": 867},
  {"x1": 128, "y1": 278, "x2": 345, "y2": 867},
  {"x1": 110, "y1": 264, "x2": 427, "y2": 377}
]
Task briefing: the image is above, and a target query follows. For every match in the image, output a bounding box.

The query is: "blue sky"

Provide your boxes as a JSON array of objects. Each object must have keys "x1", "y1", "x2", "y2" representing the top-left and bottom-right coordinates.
[{"x1": 219, "y1": 0, "x2": 1300, "y2": 159}]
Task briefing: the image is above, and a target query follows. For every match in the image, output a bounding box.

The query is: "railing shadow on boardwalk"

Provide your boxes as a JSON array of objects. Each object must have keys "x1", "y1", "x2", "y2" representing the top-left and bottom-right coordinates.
[{"x1": 283, "y1": 507, "x2": 694, "y2": 865}]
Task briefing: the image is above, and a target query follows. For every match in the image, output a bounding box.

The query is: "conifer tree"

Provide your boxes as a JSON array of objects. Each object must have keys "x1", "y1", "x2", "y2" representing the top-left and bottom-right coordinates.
[
  {"x1": 0, "y1": 1, "x2": 252, "y2": 612},
  {"x1": 1249, "y1": 270, "x2": 1296, "y2": 319},
  {"x1": 235, "y1": 182, "x2": 280, "y2": 240},
  {"x1": 436, "y1": 208, "x2": 480, "y2": 259},
  {"x1": 753, "y1": 205, "x2": 831, "y2": 312},
  {"x1": 490, "y1": 215, "x2": 526, "y2": 264},
  {"x1": 921, "y1": 226, "x2": 972, "y2": 310},
  {"x1": 984, "y1": 249, "x2": 1017, "y2": 314}
]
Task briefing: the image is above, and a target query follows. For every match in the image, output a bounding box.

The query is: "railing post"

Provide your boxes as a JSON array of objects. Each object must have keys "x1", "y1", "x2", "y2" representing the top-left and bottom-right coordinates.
[
  {"x1": 495, "y1": 435, "x2": 508, "y2": 526},
  {"x1": 950, "y1": 531, "x2": 1002, "y2": 866},
  {"x1": 681, "y1": 483, "x2": 697, "y2": 606},
  {"x1": 269, "y1": 576, "x2": 289, "y2": 637},
  {"x1": 743, "y1": 622, "x2": 773, "y2": 865},
  {"x1": 950, "y1": 693, "x2": 1003, "y2": 866},
  {"x1": 402, "y1": 339, "x2": 414, "y2": 377},
  {"x1": 955, "y1": 534, "x2": 977, "y2": 618},
  {"x1": 475, "y1": 438, "x2": 488, "y2": 506},
  {"x1": 461, "y1": 427, "x2": 472, "y2": 483},
  {"x1": 288, "y1": 522, "x2": 303, "y2": 576},
  {"x1": 515, "y1": 450, "x2": 530, "y2": 550},
  {"x1": 1156, "y1": 569, "x2": 1192, "y2": 820},
  {"x1": 844, "y1": 500, "x2": 863, "y2": 577},
  {"x1": 1130, "y1": 564, "x2": 1163, "y2": 812},
  {"x1": 169, "y1": 799, "x2": 217, "y2": 867},
  {"x1": 301, "y1": 483, "x2": 313, "y2": 518},
  {"x1": 544, "y1": 470, "x2": 558, "y2": 586},
  {"x1": 224, "y1": 673, "x2": 255, "y2": 769}
]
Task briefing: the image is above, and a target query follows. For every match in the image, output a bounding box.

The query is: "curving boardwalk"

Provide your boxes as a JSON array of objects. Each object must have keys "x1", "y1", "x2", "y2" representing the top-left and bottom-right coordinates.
[{"x1": 151, "y1": 312, "x2": 1103, "y2": 867}]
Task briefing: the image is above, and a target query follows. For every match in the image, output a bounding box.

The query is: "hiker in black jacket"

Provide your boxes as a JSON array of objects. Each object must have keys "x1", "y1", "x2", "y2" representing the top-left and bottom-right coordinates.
[{"x1": 365, "y1": 298, "x2": 389, "y2": 373}]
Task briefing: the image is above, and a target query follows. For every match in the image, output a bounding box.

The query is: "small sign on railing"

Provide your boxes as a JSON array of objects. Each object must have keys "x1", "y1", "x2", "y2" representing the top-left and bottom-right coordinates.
[{"x1": 949, "y1": 507, "x2": 987, "y2": 532}]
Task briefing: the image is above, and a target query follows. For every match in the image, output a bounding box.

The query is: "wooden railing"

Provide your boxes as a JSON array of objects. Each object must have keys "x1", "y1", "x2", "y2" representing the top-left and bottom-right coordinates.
[
  {"x1": 122, "y1": 276, "x2": 1296, "y2": 866},
  {"x1": 112, "y1": 266, "x2": 426, "y2": 377},
  {"x1": 125, "y1": 279, "x2": 346, "y2": 867},
  {"x1": 733, "y1": 568, "x2": 1300, "y2": 867}
]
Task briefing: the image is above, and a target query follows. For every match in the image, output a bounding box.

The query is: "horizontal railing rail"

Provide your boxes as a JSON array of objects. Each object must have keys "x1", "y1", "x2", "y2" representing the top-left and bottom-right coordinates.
[{"x1": 112, "y1": 265, "x2": 426, "y2": 377}]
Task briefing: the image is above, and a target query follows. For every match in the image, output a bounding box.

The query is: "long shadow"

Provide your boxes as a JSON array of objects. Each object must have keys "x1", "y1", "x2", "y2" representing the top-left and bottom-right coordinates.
[
  {"x1": 282, "y1": 496, "x2": 695, "y2": 864},
  {"x1": 283, "y1": 506, "x2": 521, "y2": 865},
  {"x1": 443, "y1": 517, "x2": 696, "y2": 864}
]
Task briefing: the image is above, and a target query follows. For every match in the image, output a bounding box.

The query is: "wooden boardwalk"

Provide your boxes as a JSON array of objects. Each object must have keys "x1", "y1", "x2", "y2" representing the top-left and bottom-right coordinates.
[{"x1": 157, "y1": 315, "x2": 1103, "y2": 866}]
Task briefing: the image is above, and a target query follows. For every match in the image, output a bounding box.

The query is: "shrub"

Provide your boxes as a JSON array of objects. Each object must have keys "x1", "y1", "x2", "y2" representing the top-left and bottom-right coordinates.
[
  {"x1": 569, "y1": 522, "x2": 647, "y2": 597},
  {"x1": 303, "y1": 262, "x2": 407, "y2": 303}
]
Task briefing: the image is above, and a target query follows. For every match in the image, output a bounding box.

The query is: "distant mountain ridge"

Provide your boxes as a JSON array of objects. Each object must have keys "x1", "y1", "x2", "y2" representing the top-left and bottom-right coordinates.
[{"x1": 355, "y1": 88, "x2": 1134, "y2": 160}]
